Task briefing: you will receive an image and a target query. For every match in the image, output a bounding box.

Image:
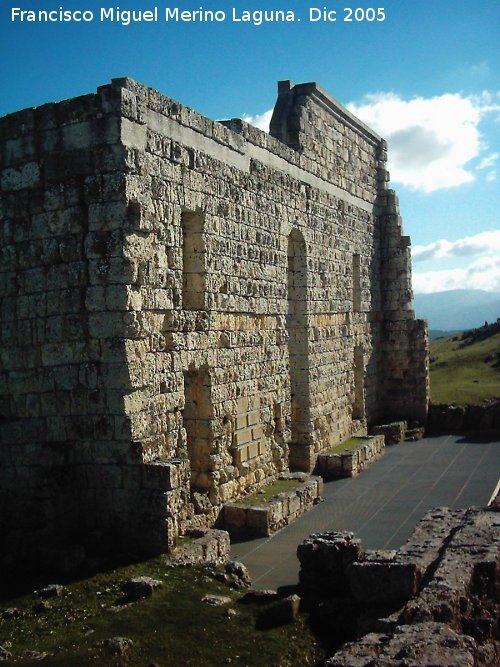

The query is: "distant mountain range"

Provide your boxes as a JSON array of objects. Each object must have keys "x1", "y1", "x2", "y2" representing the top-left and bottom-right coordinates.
[{"x1": 413, "y1": 289, "x2": 500, "y2": 332}]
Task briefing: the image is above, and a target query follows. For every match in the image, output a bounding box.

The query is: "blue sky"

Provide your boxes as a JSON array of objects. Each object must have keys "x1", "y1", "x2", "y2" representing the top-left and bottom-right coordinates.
[{"x1": 1, "y1": 0, "x2": 499, "y2": 292}]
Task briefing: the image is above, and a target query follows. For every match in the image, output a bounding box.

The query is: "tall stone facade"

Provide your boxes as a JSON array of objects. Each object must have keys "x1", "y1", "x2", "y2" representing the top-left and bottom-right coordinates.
[{"x1": 0, "y1": 78, "x2": 428, "y2": 561}]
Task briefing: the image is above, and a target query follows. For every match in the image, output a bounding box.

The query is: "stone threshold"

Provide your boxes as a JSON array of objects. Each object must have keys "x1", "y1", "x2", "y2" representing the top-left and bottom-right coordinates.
[
  {"x1": 221, "y1": 473, "x2": 323, "y2": 537},
  {"x1": 315, "y1": 435, "x2": 385, "y2": 480}
]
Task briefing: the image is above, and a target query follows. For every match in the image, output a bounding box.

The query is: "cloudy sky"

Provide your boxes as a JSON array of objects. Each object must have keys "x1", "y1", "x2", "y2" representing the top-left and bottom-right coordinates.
[{"x1": 1, "y1": 0, "x2": 498, "y2": 294}]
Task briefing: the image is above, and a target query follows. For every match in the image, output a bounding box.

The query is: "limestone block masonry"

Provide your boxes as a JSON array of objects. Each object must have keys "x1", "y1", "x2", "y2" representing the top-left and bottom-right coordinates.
[
  {"x1": 223, "y1": 474, "x2": 323, "y2": 537},
  {"x1": 316, "y1": 435, "x2": 385, "y2": 479},
  {"x1": 0, "y1": 78, "x2": 429, "y2": 564}
]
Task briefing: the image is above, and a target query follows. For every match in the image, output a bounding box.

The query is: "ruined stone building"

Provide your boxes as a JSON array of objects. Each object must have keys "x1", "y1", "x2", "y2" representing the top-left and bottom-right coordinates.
[{"x1": 0, "y1": 78, "x2": 428, "y2": 561}]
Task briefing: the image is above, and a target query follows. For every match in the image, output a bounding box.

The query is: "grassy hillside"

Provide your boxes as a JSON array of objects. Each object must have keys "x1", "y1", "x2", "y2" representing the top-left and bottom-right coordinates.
[{"x1": 429, "y1": 325, "x2": 500, "y2": 405}]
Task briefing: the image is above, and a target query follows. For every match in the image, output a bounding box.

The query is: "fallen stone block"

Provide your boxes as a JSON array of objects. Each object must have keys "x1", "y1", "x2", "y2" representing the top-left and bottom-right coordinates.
[
  {"x1": 257, "y1": 594, "x2": 300, "y2": 628},
  {"x1": 121, "y1": 576, "x2": 162, "y2": 601},
  {"x1": 371, "y1": 421, "x2": 406, "y2": 445},
  {"x1": 224, "y1": 560, "x2": 251, "y2": 587},
  {"x1": 239, "y1": 589, "x2": 278, "y2": 605},
  {"x1": 201, "y1": 594, "x2": 232, "y2": 606}
]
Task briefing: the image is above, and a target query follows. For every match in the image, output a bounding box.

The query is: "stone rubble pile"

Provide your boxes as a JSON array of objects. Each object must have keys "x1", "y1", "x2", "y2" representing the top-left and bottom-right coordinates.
[{"x1": 297, "y1": 507, "x2": 500, "y2": 666}]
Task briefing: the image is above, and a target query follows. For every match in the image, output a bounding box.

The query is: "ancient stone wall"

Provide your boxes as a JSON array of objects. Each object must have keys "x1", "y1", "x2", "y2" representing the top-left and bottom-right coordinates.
[
  {"x1": 0, "y1": 92, "x2": 131, "y2": 559},
  {"x1": 0, "y1": 78, "x2": 428, "y2": 561},
  {"x1": 297, "y1": 507, "x2": 500, "y2": 666}
]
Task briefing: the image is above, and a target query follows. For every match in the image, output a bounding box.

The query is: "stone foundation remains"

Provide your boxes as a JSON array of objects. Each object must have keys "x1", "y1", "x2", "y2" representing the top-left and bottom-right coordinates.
[
  {"x1": 0, "y1": 78, "x2": 428, "y2": 562},
  {"x1": 316, "y1": 434, "x2": 385, "y2": 479},
  {"x1": 222, "y1": 474, "x2": 323, "y2": 537},
  {"x1": 298, "y1": 507, "x2": 500, "y2": 666},
  {"x1": 427, "y1": 399, "x2": 500, "y2": 435}
]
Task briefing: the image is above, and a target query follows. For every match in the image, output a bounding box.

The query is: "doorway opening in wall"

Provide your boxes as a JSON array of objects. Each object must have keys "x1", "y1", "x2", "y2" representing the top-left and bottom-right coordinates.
[
  {"x1": 182, "y1": 367, "x2": 213, "y2": 509},
  {"x1": 286, "y1": 229, "x2": 311, "y2": 470},
  {"x1": 353, "y1": 345, "x2": 366, "y2": 421},
  {"x1": 181, "y1": 210, "x2": 206, "y2": 310}
]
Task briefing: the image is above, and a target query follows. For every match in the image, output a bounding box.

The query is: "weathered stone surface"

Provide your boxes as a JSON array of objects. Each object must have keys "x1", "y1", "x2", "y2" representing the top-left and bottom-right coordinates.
[
  {"x1": 0, "y1": 77, "x2": 428, "y2": 564},
  {"x1": 257, "y1": 594, "x2": 301, "y2": 628},
  {"x1": 224, "y1": 560, "x2": 252, "y2": 587},
  {"x1": 170, "y1": 529, "x2": 230, "y2": 567},
  {"x1": 301, "y1": 507, "x2": 500, "y2": 667},
  {"x1": 223, "y1": 475, "x2": 323, "y2": 536},
  {"x1": 201, "y1": 594, "x2": 232, "y2": 606},
  {"x1": 326, "y1": 623, "x2": 478, "y2": 667},
  {"x1": 400, "y1": 509, "x2": 500, "y2": 636},
  {"x1": 371, "y1": 421, "x2": 406, "y2": 445},
  {"x1": 316, "y1": 435, "x2": 385, "y2": 479},
  {"x1": 121, "y1": 576, "x2": 162, "y2": 601},
  {"x1": 298, "y1": 531, "x2": 364, "y2": 596},
  {"x1": 347, "y1": 559, "x2": 418, "y2": 603},
  {"x1": 428, "y1": 399, "x2": 500, "y2": 435},
  {"x1": 239, "y1": 589, "x2": 279, "y2": 605}
]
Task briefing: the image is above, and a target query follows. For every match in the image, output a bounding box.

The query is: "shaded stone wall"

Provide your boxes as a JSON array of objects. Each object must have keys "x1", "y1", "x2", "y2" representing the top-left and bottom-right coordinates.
[
  {"x1": 0, "y1": 92, "x2": 129, "y2": 557},
  {"x1": 0, "y1": 78, "x2": 428, "y2": 560}
]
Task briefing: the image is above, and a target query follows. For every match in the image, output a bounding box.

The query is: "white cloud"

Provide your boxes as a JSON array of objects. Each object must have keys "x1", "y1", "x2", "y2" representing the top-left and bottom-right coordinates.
[
  {"x1": 477, "y1": 152, "x2": 499, "y2": 169},
  {"x1": 242, "y1": 109, "x2": 273, "y2": 132},
  {"x1": 413, "y1": 231, "x2": 500, "y2": 293},
  {"x1": 348, "y1": 91, "x2": 500, "y2": 193},
  {"x1": 486, "y1": 170, "x2": 497, "y2": 182},
  {"x1": 413, "y1": 230, "x2": 500, "y2": 263},
  {"x1": 241, "y1": 90, "x2": 500, "y2": 191},
  {"x1": 413, "y1": 256, "x2": 500, "y2": 294}
]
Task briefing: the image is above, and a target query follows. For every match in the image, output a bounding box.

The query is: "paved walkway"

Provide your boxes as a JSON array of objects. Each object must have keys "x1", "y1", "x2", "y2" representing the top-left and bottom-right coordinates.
[{"x1": 231, "y1": 434, "x2": 500, "y2": 590}]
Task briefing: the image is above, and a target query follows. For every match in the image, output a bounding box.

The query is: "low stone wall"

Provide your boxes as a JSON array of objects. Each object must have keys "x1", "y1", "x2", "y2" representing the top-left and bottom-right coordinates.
[
  {"x1": 315, "y1": 435, "x2": 385, "y2": 479},
  {"x1": 427, "y1": 400, "x2": 500, "y2": 435},
  {"x1": 297, "y1": 506, "x2": 500, "y2": 666},
  {"x1": 370, "y1": 421, "x2": 407, "y2": 444},
  {"x1": 222, "y1": 475, "x2": 323, "y2": 537}
]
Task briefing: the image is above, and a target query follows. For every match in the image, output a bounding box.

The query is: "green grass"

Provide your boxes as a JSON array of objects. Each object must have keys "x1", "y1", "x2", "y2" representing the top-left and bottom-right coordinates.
[
  {"x1": 0, "y1": 556, "x2": 323, "y2": 666},
  {"x1": 238, "y1": 479, "x2": 303, "y2": 505},
  {"x1": 430, "y1": 331, "x2": 500, "y2": 405},
  {"x1": 327, "y1": 437, "x2": 369, "y2": 455}
]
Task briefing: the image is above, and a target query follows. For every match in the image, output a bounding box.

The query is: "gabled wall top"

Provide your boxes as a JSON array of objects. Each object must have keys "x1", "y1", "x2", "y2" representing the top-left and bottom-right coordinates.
[{"x1": 270, "y1": 79, "x2": 382, "y2": 151}]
